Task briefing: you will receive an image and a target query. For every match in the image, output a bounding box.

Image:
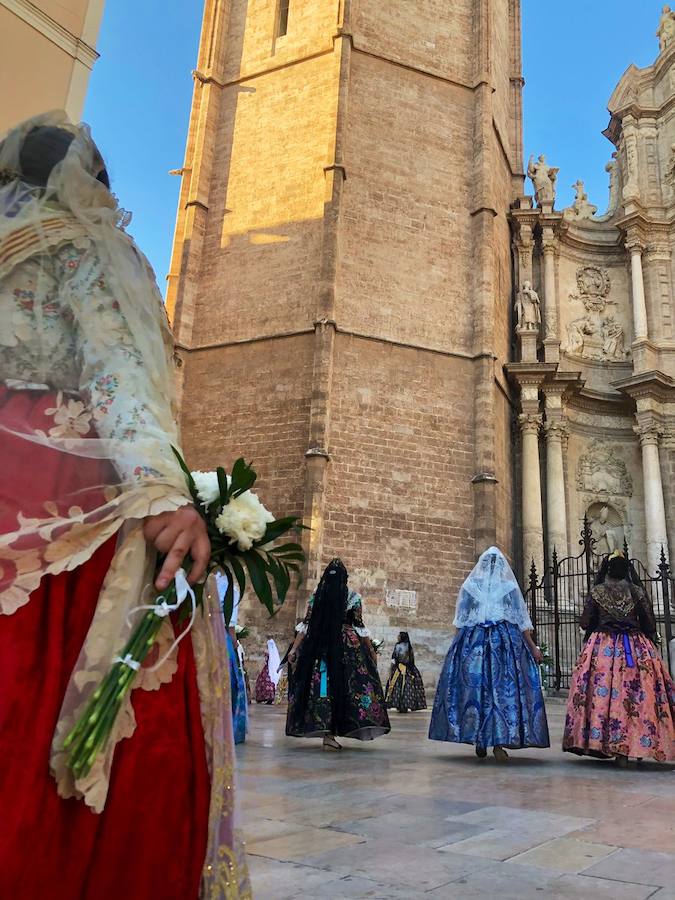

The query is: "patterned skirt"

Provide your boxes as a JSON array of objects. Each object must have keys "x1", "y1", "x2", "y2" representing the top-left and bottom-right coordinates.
[
  {"x1": 385, "y1": 663, "x2": 427, "y2": 711},
  {"x1": 255, "y1": 663, "x2": 276, "y2": 703},
  {"x1": 429, "y1": 622, "x2": 550, "y2": 749},
  {"x1": 286, "y1": 626, "x2": 390, "y2": 740},
  {"x1": 563, "y1": 631, "x2": 675, "y2": 761}
]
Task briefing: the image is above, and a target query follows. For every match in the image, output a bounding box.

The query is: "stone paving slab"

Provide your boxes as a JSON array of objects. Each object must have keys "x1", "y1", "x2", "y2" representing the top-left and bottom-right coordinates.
[
  {"x1": 239, "y1": 704, "x2": 675, "y2": 899},
  {"x1": 246, "y1": 826, "x2": 366, "y2": 863},
  {"x1": 507, "y1": 836, "x2": 618, "y2": 872},
  {"x1": 297, "y1": 840, "x2": 478, "y2": 892},
  {"x1": 427, "y1": 862, "x2": 659, "y2": 900},
  {"x1": 583, "y1": 848, "x2": 675, "y2": 887}
]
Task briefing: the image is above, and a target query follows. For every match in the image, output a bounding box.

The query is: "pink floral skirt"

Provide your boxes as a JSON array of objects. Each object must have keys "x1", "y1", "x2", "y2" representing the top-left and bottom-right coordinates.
[
  {"x1": 255, "y1": 661, "x2": 276, "y2": 703},
  {"x1": 563, "y1": 630, "x2": 675, "y2": 761}
]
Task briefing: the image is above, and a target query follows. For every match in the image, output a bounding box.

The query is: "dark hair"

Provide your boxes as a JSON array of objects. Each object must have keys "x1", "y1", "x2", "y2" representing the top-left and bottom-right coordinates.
[
  {"x1": 398, "y1": 631, "x2": 414, "y2": 665},
  {"x1": 607, "y1": 555, "x2": 630, "y2": 580},
  {"x1": 18, "y1": 125, "x2": 109, "y2": 189},
  {"x1": 292, "y1": 559, "x2": 348, "y2": 732},
  {"x1": 596, "y1": 554, "x2": 642, "y2": 587}
]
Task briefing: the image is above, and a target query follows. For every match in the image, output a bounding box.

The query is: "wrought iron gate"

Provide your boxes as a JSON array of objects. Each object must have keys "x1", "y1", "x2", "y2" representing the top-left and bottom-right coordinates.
[{"x1": 525, "y1": 517, "x2": 674, "y2": 690}]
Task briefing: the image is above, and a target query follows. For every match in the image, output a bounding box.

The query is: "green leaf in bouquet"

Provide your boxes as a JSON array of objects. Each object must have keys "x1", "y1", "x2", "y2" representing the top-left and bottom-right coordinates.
[
  {"x1": 220, "y1": 564, "x2": 235, "y2": 627},
  {"x1": 228, "y1": 554, "x2": 247, "y2": 599},
  {"x1": 171, "y1": 446, "x2": 199, "y2": 504},
  {"x1": 230, "y1": 458, "x2": 257, "y2": 498},
  {"x1": 269, "y1": 548, "x2": 305, "y2": 565},
  {"x1": 268, "y1": 542, "x2": 307, "y2": 555},
  {"x1": 242, "y1": 549, "x2": 274, "y2": 615},
  {"x1": 265, "y1": 555, "x2": 291, "y2": 604},
  {"x1": 216, "y1": 466, "x2": 230, "y2": 505},
  {"x1": 259, "y1": 516, "x2": 303, "y2": 545}
]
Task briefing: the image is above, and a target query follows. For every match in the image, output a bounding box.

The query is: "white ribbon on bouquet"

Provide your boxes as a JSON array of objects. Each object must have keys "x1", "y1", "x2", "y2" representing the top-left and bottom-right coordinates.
[{"x1": 123, "y1": 568, "x2": 197, "y2": 672}]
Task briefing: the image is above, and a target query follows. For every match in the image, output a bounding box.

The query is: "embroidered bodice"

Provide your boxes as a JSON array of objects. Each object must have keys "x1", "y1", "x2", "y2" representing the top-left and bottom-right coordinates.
[
  {"x1": 392, "y1": 641, "x2": 411, "y2": 665},
  {"x1": 580, "y1": 581, "x2": 657, "y2": 643},
  {"x1": 0, "y1": 239, "x2": 172, "y2": 483}
]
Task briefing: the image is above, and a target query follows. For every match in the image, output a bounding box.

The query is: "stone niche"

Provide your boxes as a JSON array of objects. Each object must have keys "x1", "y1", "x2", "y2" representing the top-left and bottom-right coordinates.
[{"x1": 566, "y1": 430, "x2": 646, "y2": 561}]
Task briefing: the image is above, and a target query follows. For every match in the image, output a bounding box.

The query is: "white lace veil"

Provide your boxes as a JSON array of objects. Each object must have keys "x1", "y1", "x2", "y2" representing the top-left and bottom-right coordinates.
[
  {"x1": 267, "y1": 638, "x2": 281, "y2": 686},
  {"x1": 453, "y1": 547, "x2": 533, "y2": 631}
]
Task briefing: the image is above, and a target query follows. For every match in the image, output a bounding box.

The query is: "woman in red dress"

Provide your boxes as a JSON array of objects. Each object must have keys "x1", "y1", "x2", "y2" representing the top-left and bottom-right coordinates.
[{"x1": 0, "y1": 114, "x2": 250, "y2": 898}]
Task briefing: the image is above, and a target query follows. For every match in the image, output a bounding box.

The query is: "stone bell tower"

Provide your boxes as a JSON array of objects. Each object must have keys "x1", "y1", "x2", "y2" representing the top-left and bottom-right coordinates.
[{"x1": 168, "y1": 0, "x2": 524, "y2": 663}]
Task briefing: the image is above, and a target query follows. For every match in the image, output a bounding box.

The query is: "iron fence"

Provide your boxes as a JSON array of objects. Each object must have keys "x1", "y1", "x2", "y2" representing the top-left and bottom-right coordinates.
[{"x1": 525, "y1": 516, "x2": 674, "y2": 690}]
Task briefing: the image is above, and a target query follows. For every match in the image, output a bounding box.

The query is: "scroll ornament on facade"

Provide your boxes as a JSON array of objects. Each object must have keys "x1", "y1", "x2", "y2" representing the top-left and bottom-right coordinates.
[{"x1": 665, "y1": 144, "x2": 675, "y2": 196}]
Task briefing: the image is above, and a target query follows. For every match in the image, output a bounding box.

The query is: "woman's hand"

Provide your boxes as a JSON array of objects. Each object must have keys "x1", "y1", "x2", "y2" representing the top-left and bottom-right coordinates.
[
  {"x1": 531, "y1": 645, "x2": 543, "y2": 665},
  {"x1": 143, "y1": 506, "x2": 211, "y2": 590},
  {"x1": 287, "y1": 648, "x2": 298, "y2": 668}
]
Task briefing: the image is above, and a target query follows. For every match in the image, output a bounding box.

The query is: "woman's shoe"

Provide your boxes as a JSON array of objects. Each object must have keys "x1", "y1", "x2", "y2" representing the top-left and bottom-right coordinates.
[
  {"x1": 493, "y1": 746, "x2": 509, "y2": 762},
  {"x1": 615, "y1": 754, "x2": 629, "y2": 768},
  {"x1": 322, "y1": 735, "x2": 342, "y2": 751},
  {"x1": 475, "y1": 745, "x2": 487, "y2": 759}
]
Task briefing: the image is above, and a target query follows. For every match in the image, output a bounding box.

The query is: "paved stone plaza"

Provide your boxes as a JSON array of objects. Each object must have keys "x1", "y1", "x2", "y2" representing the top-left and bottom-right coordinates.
[{"x1": 240, "y1": 702, "x2": 675, "y2": 899}]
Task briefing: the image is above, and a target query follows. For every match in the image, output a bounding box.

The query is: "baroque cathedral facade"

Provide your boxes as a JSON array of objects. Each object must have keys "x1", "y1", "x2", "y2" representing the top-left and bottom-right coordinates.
[{"x1": 167, "y1": 1, "x2": 674, "y2": 664}]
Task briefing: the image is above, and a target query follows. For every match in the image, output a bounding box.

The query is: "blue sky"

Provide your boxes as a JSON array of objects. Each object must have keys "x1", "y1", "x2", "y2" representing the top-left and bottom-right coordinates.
[{"x1": 84, "y1": 1, "x2": 661, "y2": 287}]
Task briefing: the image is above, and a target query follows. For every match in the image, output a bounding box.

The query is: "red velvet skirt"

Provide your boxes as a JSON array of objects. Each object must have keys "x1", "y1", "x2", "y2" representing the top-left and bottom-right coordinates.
[{"x1": 0, "y1": 387, "x2": 210, "y2": 899}]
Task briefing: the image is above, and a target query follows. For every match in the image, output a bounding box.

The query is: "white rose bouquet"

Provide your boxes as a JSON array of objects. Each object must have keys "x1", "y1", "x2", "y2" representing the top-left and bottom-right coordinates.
[{"x1": 64, "y1": 451, "x2": 305, "y2": 778}]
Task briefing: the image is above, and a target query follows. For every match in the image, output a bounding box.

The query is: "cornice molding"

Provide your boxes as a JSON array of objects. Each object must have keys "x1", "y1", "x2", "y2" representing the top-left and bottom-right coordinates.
[{"x1": 1, "y1": 0, "x2": 99, "y2": 67}]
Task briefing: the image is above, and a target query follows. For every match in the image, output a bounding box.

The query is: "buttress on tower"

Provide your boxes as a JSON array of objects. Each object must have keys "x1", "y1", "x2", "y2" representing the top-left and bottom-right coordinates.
[{"x1": 168, "y1": 0, "x2": 525, "y2": 662}]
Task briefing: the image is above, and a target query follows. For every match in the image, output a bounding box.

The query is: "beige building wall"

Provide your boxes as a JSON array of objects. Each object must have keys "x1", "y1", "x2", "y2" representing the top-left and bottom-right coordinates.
[{"x1": 0, "y1": 0, "x2": 104, "y2": 133}]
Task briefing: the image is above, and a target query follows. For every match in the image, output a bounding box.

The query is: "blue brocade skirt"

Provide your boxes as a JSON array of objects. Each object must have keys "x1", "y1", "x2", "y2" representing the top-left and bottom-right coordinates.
[
  {"x1": 226, "y1": 633, "x2": 248, "y2": 745},
  {"x1": 428, "y1": 622, "x2": 550, "y2": 749}
]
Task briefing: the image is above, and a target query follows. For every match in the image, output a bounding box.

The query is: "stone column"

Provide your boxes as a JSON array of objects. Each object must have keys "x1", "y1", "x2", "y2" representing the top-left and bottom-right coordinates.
[
  {"x1": 519, "y1": 412, "x2": 545, "y2": 574},
  {"x1": 626, "y1": 232, "x2": 649, "y2": 342},
  {"x1": 542, "y1": 228, "x2": 559, "y2": 363},
  {"x1": 635, "y1": 419, "x2": 668, "y2": 575},
  {"x1": 544, "y1": 419, "x2": 569, "y2": 559}
]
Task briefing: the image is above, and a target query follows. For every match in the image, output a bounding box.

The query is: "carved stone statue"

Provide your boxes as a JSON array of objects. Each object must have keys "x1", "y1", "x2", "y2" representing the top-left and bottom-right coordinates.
[
  {"x1": 590, "y1": 505, "x2": 621, "y2": 556},
  {"x1": 594, "y1": 155, "x2": 619, "y2": 222},
  {"x1": 527, "y1": 154, "x2": 558, "y2": 208},
  {"x1": 515, "y1": 281, "x2": 541, "y2": 331},
  {"x1": 577, "y1": 442, "x2": 633, "y2": 498},
  {"x1": 657, "y1": 5, "x2": 675, "y2": 51},
  {"x1": 564, "y1": 180, "x2": 598, "y2": 221},
  {"x1": 564, "y1": 309, "x2": 627, "y2": 362},
  {"x1": 602, "y1": 315, "x2": 627, "y2": 360},
  {"x1": 564, "y1": 315, "x2": 599, "y2": 357}
]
